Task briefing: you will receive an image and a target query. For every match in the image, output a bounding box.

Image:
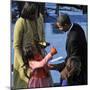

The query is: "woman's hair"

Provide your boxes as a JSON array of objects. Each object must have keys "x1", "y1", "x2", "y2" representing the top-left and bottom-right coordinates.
[{"x1": 21, "y1": 2, "x2": 39, "y2": 19}]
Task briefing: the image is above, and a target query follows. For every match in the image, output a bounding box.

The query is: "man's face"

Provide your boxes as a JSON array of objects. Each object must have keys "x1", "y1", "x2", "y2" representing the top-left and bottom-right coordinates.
[{"x1": 55, "y1": 22, "x2": 68, "y2": 32}]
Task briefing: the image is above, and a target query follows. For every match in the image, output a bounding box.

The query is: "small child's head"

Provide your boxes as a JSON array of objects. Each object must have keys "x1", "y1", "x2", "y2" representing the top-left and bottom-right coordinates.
[{"x1": 23, "y1": 46, "x2": 34, "y2": 61}]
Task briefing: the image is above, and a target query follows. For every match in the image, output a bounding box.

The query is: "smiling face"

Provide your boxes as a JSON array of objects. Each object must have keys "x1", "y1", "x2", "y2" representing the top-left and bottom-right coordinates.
[{"x1": 55, "y1": 22, "x2": 70, "y2": 32}]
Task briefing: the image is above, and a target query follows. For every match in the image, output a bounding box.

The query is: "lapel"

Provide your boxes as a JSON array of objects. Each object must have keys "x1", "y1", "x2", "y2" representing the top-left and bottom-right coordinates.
[
  {"x1": 66, "y1": 24, "x2": 74, "y2": 51},
  {"x1": 26, "y1": 19, "x2": 40, "y2": 42},
  {"x1": 66, "y1": 34, "x2": 69, "y2": 51}
]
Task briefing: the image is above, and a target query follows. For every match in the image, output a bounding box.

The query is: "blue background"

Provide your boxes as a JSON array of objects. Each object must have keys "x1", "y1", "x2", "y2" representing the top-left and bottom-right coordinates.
[{"x1": 11, "y1": 3, "x2": 87, "y2": 85}]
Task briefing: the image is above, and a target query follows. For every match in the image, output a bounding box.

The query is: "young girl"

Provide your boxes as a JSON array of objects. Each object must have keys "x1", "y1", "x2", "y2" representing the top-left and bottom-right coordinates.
[{"x1": 23, "y1": 46, "x2": 57, "y2": 88}]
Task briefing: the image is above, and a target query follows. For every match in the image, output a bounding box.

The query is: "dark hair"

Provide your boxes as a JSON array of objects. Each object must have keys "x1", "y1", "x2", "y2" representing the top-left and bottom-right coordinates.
[
  {"x1": 22, "y1": 45, "x2": 34, "y2": 68},
  {"x1": 21, "y1": 2, "x2": 39, "y2": 19},
  {"x1": 57, "y1": 13, "x2": 71, "y2": 26},
  {"x1": 23, "y1": 46, "x2": 34, "y2": 62}
]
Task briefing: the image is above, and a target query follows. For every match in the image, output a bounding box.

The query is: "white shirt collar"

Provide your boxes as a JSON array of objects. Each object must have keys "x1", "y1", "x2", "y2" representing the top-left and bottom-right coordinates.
[{"x1": 67, "y1": 23, "x2": 73, "y2": 34}]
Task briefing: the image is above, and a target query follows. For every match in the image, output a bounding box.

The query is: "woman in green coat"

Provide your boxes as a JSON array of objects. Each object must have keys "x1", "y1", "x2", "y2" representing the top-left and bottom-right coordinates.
[{"x1": 13, "y1": 2, "x2": 46, "y2": 89}]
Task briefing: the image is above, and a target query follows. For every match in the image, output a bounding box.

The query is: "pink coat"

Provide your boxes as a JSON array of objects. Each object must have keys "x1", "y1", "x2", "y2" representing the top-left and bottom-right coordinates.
[{"x1": 28, "y1": 52, "x2": 53, "y2": 88}]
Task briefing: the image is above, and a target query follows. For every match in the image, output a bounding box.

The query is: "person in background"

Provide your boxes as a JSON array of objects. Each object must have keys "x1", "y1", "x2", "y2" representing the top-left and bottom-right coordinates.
[{"x1": 49, "y1": 13, "x2": 87, "y2": 86}]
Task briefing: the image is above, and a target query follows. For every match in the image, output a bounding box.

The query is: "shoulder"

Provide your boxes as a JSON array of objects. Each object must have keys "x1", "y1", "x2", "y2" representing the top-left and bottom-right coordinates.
[
  {"x1": 15, "y1": 17, "x2": 26, "y2": 25},
  {"x1": 73, "y1": 23, "x2": 84, "y2": 32},
  {"x1": 73, "y1": 23, "x2": 81, "y2": 27},
  {"x1": 68, "y1": 24, "x2": 79, "y2": 40},
  {"x1": 70, "y1": 23, "x2": 83, "y2": 34},
  {"x1": 73, "y1": 23, "x2": 85, "y2": 36},
  {"x1": 14, "y1": 17, "x2": 26, "y2": 32}
]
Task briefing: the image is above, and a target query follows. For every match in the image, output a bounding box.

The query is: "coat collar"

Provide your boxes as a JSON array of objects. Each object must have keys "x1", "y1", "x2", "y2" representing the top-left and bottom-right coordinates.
[{"x1": 66, "y1": 23, "x2": 73, "y2": 35}]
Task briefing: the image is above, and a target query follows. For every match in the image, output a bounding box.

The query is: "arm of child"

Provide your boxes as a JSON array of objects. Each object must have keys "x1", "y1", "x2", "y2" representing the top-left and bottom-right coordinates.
[
  {"x1": 29, "y1": 52, "x2": 52, "y2": 70},
  {"x1": 29, "y1": 47, "x2": 57, "y2": 70}
]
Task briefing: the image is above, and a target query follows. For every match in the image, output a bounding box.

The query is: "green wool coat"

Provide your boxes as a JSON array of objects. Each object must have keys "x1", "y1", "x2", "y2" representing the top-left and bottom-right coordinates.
[{"x1": 13, "y1": 14, "x2": 45, "y2": 89}]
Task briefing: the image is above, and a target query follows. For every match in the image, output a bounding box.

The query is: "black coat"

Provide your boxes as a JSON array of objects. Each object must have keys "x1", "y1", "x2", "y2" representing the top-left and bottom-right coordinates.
[
  {"x1": 49, "y1": 23, "x2": 87, "y2": 85},
  {"x1": 66, "y1": 23, "x2": 87, "y2": 85}
]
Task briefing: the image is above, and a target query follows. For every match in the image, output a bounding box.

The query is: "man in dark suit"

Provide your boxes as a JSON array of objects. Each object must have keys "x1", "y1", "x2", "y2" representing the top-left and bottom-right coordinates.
[{"x1": 49, "y1": 13, "x2": 87, "y2": 85}]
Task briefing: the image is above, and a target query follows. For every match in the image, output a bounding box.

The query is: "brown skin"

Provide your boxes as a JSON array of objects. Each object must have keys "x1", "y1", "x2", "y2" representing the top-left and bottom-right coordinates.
[
  {"x1": 28, "y1": 47, "x2": 57, "y2": 68},
  {"x1": 55, "y1": 22, "x2": 71, "y2": 32}
]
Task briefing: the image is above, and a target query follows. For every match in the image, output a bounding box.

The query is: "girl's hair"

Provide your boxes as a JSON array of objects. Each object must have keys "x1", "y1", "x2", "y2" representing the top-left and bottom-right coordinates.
[
  {"x1": 22, "y1": 45, "x2": 34, "y2": 68},
  {"x1": 23, "y1": 46, "x2": 34, "y2": 62},
  {"x1": 21, "y1": 2, "x2": 40, "y2": 19}
]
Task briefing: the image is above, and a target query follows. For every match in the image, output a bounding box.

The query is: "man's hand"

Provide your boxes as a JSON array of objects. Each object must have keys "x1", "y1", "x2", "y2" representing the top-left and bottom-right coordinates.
[{"x1": 47, "y1": 64, "x2": 55, "y2": 69}]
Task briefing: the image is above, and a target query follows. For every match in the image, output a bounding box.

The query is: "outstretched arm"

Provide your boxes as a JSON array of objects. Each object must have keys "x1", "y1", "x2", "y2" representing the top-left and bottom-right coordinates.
[
  {"x1": 29, "y1": 47, "x2": 57, "y2": 70},
  {"x1": 29, "y1": 52, "x2": 52, "y2": 69}
]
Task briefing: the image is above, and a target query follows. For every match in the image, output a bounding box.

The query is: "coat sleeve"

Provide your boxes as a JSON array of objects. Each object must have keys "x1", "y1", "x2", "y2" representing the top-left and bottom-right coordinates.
[
  {"x1": 14, "y1": 18, "x2": 24, "y2": 67},
  {"x1": 48, "y1": 62, "x2": 65, "y2": 72},
  {"x1": 14, "y1": 18, "x2": 29, "y2": 83}
]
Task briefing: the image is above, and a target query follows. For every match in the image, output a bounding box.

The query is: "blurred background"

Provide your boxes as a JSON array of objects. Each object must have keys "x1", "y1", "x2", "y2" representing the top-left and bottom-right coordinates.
[{"x1": 11, "y1": 1, "x2": 87, "y2": 87}]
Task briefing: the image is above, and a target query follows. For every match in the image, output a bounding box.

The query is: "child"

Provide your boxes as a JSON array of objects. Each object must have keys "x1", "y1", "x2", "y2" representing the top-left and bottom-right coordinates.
[{"x1": 23, "y1": 46, "x2": 57, "y2": 88}]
